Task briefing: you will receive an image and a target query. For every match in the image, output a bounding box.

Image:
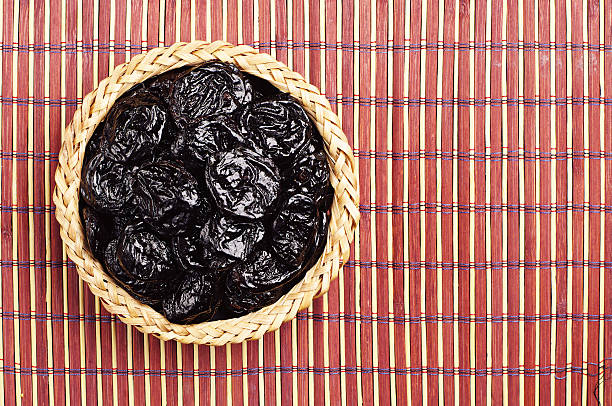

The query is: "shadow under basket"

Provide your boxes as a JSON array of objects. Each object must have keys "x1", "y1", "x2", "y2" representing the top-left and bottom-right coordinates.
[{"x1": 53, "y1": 40, "x2": 360, "y2": 345}]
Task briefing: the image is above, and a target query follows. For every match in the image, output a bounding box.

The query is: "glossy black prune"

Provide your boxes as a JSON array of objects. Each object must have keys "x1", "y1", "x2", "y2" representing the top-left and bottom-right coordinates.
[
  {"x1": 112, "y1": 215, "x2": 135, "y2": 236},
  {"x1": 228, "y1": 249, "x2": 301, "y2": 293},
  {"x1": 171, "y1": 222, "x2": 236, "y2": 275},
  {"x1": 104, "y1": 239, "x2": 171, "y2": 305},
  {"x1": 163, "y1": 273, "x2": 220, "y2": 323},
  {"x1": 85, "y1": 124, "x2": 105, "y2": 157},
  {"x1": 143, "y1": 67, "x2": 189, "y2": 105},
  {"x1": 171, "y1": 118, "x2": 245, "y2": 166},
  {"x1": 81, "y1": 205, "x2": 112, "y2": 259},
  {"x1": 171, "y1": 61, "x2": 252, "y2": 125},
  {"x1": 117, "y1": 222, "x2": 178, "y2": 281},
  {"x1": 302, "y1": 211, "x2": 329, "y2": 271},
  {"x1": 240, "y1": 95, "x2": 311, "y2": 164},
  {"x1": 133, "y1": 161, "x2": 201, "y2": 235},
  {"x1": 224, "y1": 272, "x2": 284, "y2": 316},
  {"x1": 285, "y1": 138, "x2": 334, "y2": 208},
  {"x1": 202, "y1": 214, "x2": 265, "y2": 260},
  {"x1": 102, "y1": 97, "x2": 168, "y2": 164},
  {"x1": 80, "y1": 61, "x2": 334, "y2": 324},
  {"x1": 248, "y1": 74, "x2": 281, "y2": 101},
  {"x1": 171, "y1": 222, "x2": 208, "y2": 271},
  {"x1": 80, "y1": 152, "x2": 135, "y2": 213},
  {"x1": 206, "y1": 148, "x2": 280, "y2": 219},
  {"x1": 271, "y1": 194, "x2": 319, "y2": 266}
]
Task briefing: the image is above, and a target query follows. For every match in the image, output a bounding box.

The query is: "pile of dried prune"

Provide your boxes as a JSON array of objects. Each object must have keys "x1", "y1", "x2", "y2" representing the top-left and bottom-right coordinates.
[{"x1": 80, "y1": 61, "x2": 333, "y2": 324}]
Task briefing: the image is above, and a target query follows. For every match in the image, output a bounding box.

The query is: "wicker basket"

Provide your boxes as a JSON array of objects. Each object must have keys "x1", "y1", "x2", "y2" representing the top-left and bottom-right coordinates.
[{"x1": 53, "y1": 41, "x2": 359, "y2": 345}]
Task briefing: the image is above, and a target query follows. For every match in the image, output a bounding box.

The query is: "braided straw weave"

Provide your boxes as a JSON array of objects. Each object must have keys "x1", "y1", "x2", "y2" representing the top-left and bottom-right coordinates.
[{"x1": 53, "y1": 41, "x2": 359, "y2": 345}]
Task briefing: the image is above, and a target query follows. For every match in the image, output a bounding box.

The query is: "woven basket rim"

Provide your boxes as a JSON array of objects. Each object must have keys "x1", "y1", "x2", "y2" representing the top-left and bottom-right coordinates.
[{"x1": 53, "y1": 40, "x2": 360, "y2": 345}]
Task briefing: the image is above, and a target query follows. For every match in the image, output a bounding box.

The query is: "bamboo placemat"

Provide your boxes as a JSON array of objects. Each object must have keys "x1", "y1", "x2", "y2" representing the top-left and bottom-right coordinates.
[{"x1": 1, "y1": 0, "x2": 611, "y2": 404}]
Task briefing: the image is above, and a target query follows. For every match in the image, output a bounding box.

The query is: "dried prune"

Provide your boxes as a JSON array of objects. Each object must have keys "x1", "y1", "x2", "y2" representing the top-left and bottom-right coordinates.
[
  {"x1": 133, "y1": 161, "x2": 201, "y2": 235},
  {"x1": 228, "y1": 249, "x2": 301, "y2": 293},
  {"x1": 81, "y1": 152, "x2": 134, "y2": 213},
  {"x1": 302, "y1": 211, "x2": 329, "y2": 271},
  {"x1": 79, "y1": 61, "x2": 333, "y2": 324},
  {"x1": 117, "y1": 222, "x2": 179, "y2": 281},
  {"x1": 163, "y1": 273, "x2": 220, "y2": 323},
  {"x1": 196, "y1": 192, "x2": 213, "y2": 218},
  {"x1": 102, "y1": 95, "x2": 169, "y2": 163},
  {"x1": 171, "y1": 61, "x2": 252, "y2": 125},
  {"x1": 171, "y1": 221, "x2": 235, "y2": 274},
  {"x1": 81, "y1": 205, "x2": 112, "y2": 259},
  {"x1": 112, "y1": 215, "x2": 134, "y2": 236},
  {"x1": 271, "y1": 194, "x2": 319, "y2": 266},
  {"x1": 143, "y1": 66, "x2": 189, "y2": 105},
  {"x1": 171, "y1": 223, "x2": 208, "y2": 271},
  {"x1": 224, "y1": 273, "x2": 284, "y2": 316},
  {"x1": 240, "y1": 95, "x2": 311, "y2": 164},
  {"x1": 285, "y1": 138, "x2": 334, "y2": 208},
  {"x1": 206, "y1": 148, "x2": 280, "y2": 219},
  {"x1": 171, "y1": 118, "x2": 245, "y2": 166},
  {"x1": 248, "y1": 74, "x2": 281, "y2": 101},
  {"x1": 85, "y1": 124, "x2": 105, "y2": 157},
  {"x1": 104, "y1": 239, "x2": 171, "y2": 305},
  {"x1": 203, "y1": 214, "x2": 265, "y2": 260}
]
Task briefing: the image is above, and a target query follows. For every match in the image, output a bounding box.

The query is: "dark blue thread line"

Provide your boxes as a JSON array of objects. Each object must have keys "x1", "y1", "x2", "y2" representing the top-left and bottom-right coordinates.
[
  {"x1": 1, "y1": 41, "x2": 611, "y2": 54},
  {"x1": 0, "y1": 310, "x2": 608, "y2": 325},
  {"x1": 0, "y1": 365, "x2": 603, "y2": 377}
]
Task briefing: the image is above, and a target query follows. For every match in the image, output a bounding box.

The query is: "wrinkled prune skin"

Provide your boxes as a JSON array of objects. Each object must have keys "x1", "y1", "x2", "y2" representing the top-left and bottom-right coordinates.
[
  {"x1": 85, "y1": 124, "x2": 105, "y2": 157},
  {"x1": 240, "y1": 95, "x2": 311, "y2": 164},
  {"x1": 171, "y1": 222, "x2": 208, "y2": 271},
  {"x1": 285, "y1": 138, "x2": 334, "y2": 207},
  {"x1": 134, "y1": 161, "x2": 201, "y2": 235},
  {"x1": 206, "y1": 148, "x2": 280, "y2": 219},
  {"x1": 203, "y1": 214, "x2": 265, "y2": 260},
  {"x1": 224, "y1": 279, "x2": 283, "y2": 316},
  {"x1": 112, "y1": 215, "x2": 135, "y2": 235},
  {"x1": 81, "y1": 205, "x2": 112, "y2": 259},
  {"x1": 144, "y1": 67, "x2": 189, "y2": 105},
  {"x1": 163, "y1": 273, "x2": 220, "y2": 323},
  {"x1": 301, "y1": 211, "x2": 329, "y2": 271},
  {"x1": 80, "y1": 61, "x2": 333, "y2": 324},
  {"x1": 102, "y1": 96, "x2": 168, "y2": 163},
  {"x1": 172, "y1": 222, "x2": 235, "y2": 275},
  {"x1": 271, "y1": 194, "x2": 319, "y2": 266},
  {"x1": 117, "y1": 223, "x2": 179, "y2": 281},
  {"x1": 104, "y1": 240, "x2": 171, "y2": 305},
  {"x1": 81, "y1": 152, "x2": 135, "y2": 213},
  {"x1": 171, "y1": 61, "x2": 252, "y2": 125},
  {"x1": 229, "y1": 250, "x2": 301, "y2": 293},
  {"x1": 172, "y1": 118, "x2": 245, "y2": 166}
]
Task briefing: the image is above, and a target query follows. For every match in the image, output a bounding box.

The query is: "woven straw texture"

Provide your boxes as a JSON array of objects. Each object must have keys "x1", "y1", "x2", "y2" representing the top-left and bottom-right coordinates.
[
  {"x1": 53, "y1": 40, "x2": 359, "y2": 345},
  {"x1": 2, "y1": 0, "x2": 612, "y2": 404}
]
